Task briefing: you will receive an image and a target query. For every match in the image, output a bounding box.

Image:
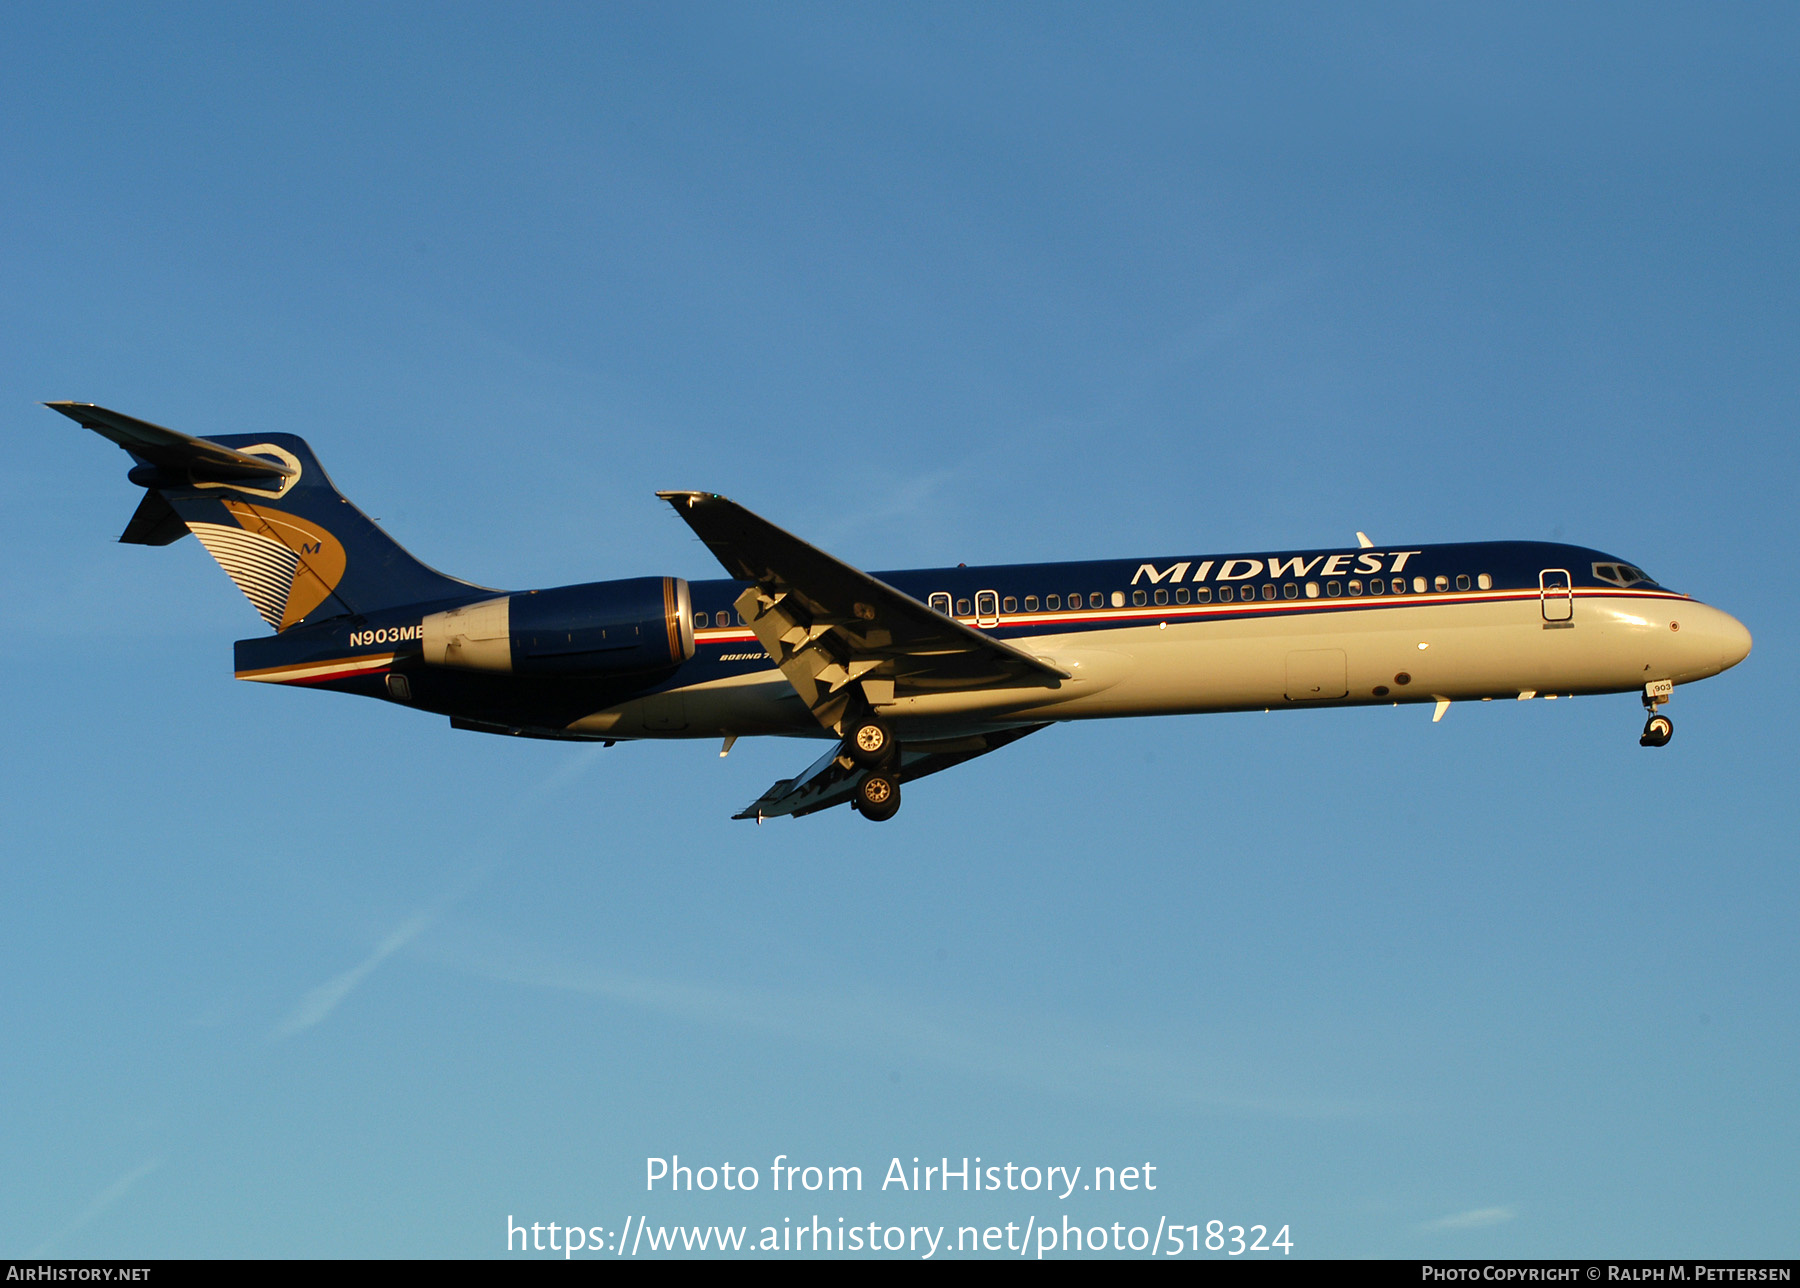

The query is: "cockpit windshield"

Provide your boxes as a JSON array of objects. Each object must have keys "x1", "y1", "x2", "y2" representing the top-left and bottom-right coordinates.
[{"x1": 1592, "y1": 562, "x2": 1655, "y2": 588}]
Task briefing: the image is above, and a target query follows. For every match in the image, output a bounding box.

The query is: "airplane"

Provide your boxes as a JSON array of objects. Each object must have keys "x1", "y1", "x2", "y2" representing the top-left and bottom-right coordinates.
[{"x1": 48, "y1": 401, "x2": 1752, "y2": 822}]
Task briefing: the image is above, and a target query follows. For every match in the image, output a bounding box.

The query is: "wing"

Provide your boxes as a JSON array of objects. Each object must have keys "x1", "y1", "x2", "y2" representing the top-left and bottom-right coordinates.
[
  {"x1": 735, "y1": 725, "x2": 1049, "y2": 820},
  {"x1": 657, "y1": 491, "x2": 1068, "y2": 732}
]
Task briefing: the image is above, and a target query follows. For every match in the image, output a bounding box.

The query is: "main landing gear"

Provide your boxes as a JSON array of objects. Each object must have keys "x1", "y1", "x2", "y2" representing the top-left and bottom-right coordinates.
[
  {"x1": 846, "y1": 715, "x2": 902, "y2": 822},
  {"x1": 855, "y1": 770, "x2": 901, "y2": 821},
  {"x1": 1640, "y1": 680, "x2": 1674, "y2": 748}
]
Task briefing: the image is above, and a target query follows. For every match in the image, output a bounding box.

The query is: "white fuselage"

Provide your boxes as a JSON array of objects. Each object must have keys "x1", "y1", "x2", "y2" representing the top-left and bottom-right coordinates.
[{"x1": 572, "y1": 587, "x2": 1751, "y2": 742}]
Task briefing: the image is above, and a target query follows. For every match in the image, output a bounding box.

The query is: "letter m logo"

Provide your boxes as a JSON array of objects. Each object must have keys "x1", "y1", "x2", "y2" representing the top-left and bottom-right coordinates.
[
  {"x1": 300, "y1": 541, "x2": 322, "y2": 555},
  {"x1": 1130, "y1": 561, "x2": 1191, "y2": 586}
]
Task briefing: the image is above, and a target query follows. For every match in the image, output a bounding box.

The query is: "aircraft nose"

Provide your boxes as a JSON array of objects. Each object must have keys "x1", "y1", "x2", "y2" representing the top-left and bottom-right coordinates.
[
  {"x1": 1716, "y1": 611, "x2": 1752, "y2": 672},
  {"x1": 1683, "y1": 603, "x2": 1752, "y2": 674}
]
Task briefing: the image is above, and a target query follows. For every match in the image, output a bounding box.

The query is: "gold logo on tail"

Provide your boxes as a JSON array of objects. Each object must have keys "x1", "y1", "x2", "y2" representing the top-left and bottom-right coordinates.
[{"x1": 188, "y1": 500, "x2": 347, "y2": 631}]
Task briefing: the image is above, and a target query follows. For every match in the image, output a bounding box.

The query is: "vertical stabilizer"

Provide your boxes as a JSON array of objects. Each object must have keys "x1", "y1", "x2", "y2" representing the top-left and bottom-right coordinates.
[{"x1": 49, "y1": 403, "x2": 489, "y2": 630}]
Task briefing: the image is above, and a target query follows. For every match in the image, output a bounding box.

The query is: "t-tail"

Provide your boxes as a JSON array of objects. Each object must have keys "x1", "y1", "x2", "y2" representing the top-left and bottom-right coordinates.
[{"x1": 48, "y1": 402, "x2": 483, "y2": 630}]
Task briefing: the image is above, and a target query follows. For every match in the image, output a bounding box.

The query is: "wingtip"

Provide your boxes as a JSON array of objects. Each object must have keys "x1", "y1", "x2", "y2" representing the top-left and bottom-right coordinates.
[{"x1": 657, "y1": 490, "x2": 728, "y2": 508}]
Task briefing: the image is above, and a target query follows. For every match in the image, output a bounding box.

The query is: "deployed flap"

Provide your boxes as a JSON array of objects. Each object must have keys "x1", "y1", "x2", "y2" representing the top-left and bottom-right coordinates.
[
  {"x1": 45, "y1": 402, "x2": 298, "y2": 480},
  {"x1": 734, "y1": 725, "x2": 1049, "y2": 820},
  {"x1": 658, "y1": 491, "x2": 1068, "y2": 732}
]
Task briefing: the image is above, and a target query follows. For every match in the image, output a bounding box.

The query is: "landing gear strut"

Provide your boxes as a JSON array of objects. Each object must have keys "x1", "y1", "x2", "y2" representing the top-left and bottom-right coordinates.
[{"x1": 1640, "y1": 680, "x2": 1674, "y2": 748}]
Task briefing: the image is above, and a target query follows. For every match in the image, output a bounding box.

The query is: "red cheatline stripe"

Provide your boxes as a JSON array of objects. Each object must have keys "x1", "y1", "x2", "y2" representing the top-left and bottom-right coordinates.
[
  {"x1": 236, "y1": 653, "x2": 396, "y2": 685},
  {"x1": 689, "y1": 586, "x2": 1689, "y2": 642}
]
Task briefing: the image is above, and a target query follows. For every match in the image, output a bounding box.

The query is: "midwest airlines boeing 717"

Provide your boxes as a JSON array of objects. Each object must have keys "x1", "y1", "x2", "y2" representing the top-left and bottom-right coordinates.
[{"x1": 52, "y1": 402, "x2": 1752, "y2": 821}]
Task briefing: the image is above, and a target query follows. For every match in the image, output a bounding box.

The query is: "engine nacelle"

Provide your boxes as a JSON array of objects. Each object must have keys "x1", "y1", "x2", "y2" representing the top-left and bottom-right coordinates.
[{"x1": 422, "y1": 576, "x2": 695, "y2": 676}]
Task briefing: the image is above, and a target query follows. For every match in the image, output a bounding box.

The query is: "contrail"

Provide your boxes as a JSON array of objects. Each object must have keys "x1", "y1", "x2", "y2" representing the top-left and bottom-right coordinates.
[
  {"x1": 272, "y1": 743, "x2": 606, "y2": 1039},
  {"x1": 31, "y1": 1158, "x2": 161, "y2": 1255}
]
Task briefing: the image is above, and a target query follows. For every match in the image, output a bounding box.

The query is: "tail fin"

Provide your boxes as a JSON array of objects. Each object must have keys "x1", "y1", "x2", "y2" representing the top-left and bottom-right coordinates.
[{"x1": 50, "y1": 402, "x2": 487, "y2": 631}]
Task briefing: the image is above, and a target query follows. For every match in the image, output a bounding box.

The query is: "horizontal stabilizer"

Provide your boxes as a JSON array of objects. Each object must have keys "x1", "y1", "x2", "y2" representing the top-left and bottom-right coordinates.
[
  {"x1": 118, "y1": 489, "x2": 189, "y2": 546},
  {"x1": 45, "y1": 402, "x2": 297, "y2": 480}
]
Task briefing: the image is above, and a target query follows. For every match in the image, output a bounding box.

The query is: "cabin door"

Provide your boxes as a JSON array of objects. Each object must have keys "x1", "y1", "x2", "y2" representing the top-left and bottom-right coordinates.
[
  {"x1": 1539, "y1": 569, "x2": 1574, "y2": 623},
  {"x1": 1285, "y1": 649, "x2": 1348, "y2": 701}
]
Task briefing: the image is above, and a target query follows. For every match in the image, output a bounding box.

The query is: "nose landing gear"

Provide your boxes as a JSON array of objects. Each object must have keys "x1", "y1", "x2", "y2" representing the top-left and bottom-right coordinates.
[{"x1": 1640, "y1": 680, "x2": 1674, "y2": 747}]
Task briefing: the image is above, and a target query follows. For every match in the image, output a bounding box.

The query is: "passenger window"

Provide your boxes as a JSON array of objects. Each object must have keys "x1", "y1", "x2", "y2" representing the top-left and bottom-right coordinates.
[
  {"x1": 1175, "y1": 587, "x2": 1189, "y2": 604},
  {"x1": 1477, "y1": 573, "x2": 1492, "y2": 590},
  {"x1": 693, "y1": 611, "x2": 709, "y2": 628},
  {"x1": 1154, "y1": 588, "x2": 1168, "y2": 605},
  {"x1": 1305, "y1": 581, "x2": 1320, "y2": 598},
  {"x1": 1090, "y1": 592, "x2": 1103, "y2": 608},
  {"x1": 1283, "y1": 583, "x2": 1298, "y2": 599},
  {"x1": 1348, "y1": 579, "x2": 1362, "y2": 596},
  {"x1": 929, "y1": 593, "x2": 951, "y2": 615},
  {"x1": 1455, "y1": 574, "x2": 1471, "y2": 591},
  {"x1": 1132, "y1": 589, "x2": 1147, "y2": 606},
  {"x1": 1195, "y1": 587, "x2": 1211, "y2": 603},
  {"x1": 1002, "y1": 596, "x2": 1017, "y2": 613},
  {"x1": 1413, "y1": 576, "x2": 1427, "y2": 593},
  {"x1": 956, "y1": 598, "x2": 972, "y2": 616},
  {"x1": 1434, "y1": 575, "x2": 1449, "y2": 591},
  {"x1": 1261, "y1": 584, "x2": 1276, "y2": 601},
  {"x1": 1024, "y1": 595, "x2": 1039, "y2": 612},
  {"x1": 1218, "y1": 585, "x2": 1234, "y2": 603},
  {"x1": 1390, "y1": 579, "x2": 1405, "y2": 595},
  {"x1": 1110, "y1": 591, "x2": 1125, "y2": 607},
  {"x1": 1368, "y1": 578, "x2": 1383, "y2": 594},
  {"x1": 1046, "y1": 594, "x2": 1060, "y2": 610},
  {"x1": 1326, "y1": 581, "x2": 1342, "y2": 597}
]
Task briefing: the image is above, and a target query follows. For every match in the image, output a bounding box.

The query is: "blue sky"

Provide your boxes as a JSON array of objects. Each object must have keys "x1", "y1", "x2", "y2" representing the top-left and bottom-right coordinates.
[{"x1": 2, "y1": 3, "x2": 1795, "y2": 1259}]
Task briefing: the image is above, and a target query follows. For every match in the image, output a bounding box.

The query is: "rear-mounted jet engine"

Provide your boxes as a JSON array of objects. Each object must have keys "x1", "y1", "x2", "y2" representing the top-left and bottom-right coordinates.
[{"x1": 422, "y1": 575, "x2": 695, "y2": 676}]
